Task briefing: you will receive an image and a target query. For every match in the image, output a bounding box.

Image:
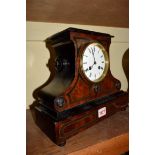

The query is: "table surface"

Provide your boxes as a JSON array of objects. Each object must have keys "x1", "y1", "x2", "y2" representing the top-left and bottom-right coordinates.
[{"x1": 26, "y1": 108, "x2": 129, "y2": 155}]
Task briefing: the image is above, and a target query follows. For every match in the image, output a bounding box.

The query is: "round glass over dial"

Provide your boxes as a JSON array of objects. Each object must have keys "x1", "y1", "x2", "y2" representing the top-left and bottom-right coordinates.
[{"x1": 81, "y1": 43, "x2": 109, "y2": 82}]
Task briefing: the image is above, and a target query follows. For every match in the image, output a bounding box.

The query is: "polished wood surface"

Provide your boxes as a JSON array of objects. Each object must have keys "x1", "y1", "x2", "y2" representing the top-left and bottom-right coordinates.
[
  {"x1": 26, "y1": 0, "x2": 129, "y2": 28},
  {"x1": 26, "y1": 108, "x2": 129, "y2": 155},
  {"x1": 70, "y1": 133, "x2": 129, "y2": 155}
]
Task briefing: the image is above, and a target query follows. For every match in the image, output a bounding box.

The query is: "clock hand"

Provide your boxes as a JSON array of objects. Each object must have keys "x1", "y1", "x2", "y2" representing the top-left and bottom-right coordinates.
[
  {"x1": 86, "y1": 47, "x2": 97, "y2": 71},
  {"x1": 91, "y1": 47, "x2": 96, "y2": 67},
  {"x1": 91, "y1": 49, "x2": 97, "y2": 62},
  {"x1": 91, "y1": 47, "x2": 95, "y2": 60}
]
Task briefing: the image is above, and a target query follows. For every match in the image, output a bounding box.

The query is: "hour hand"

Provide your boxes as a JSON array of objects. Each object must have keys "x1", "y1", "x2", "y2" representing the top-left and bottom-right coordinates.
[{"x1": 90, "y1": 47, "x2": 96, "y2": 65}]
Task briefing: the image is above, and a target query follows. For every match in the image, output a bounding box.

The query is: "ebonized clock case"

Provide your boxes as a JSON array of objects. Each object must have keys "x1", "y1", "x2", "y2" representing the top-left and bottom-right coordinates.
[{"x1": 30, "y1": 28, "x2": 128, "y2": 146}]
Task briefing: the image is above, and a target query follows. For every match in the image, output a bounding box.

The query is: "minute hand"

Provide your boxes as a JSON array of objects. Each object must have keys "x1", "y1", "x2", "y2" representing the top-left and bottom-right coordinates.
[{"x1": 91, "y1": 48, "x2": 96, "y2": 65}]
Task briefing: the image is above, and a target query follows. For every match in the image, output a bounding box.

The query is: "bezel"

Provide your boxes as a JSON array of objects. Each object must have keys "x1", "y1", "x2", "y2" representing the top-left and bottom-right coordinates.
[{"x1": 80, "y1": 42, "x2": 109, "y2": 83}]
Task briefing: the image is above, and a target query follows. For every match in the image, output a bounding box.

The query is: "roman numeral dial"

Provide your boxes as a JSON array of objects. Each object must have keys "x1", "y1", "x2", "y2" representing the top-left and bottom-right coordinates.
[{"x1": 81, "y1": 43, "x2": 109, "y2": 82}]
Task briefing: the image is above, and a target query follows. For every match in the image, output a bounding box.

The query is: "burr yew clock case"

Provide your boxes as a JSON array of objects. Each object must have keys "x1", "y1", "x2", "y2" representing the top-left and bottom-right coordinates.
[{"x1": 30, "y1": 28, "x2": 128, "y2": 146}]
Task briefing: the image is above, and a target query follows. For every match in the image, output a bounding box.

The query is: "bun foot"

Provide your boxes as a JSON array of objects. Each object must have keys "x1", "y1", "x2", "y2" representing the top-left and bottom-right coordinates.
[{"x1": 57, "y1": 140, "x2": 66, "y2": 147}]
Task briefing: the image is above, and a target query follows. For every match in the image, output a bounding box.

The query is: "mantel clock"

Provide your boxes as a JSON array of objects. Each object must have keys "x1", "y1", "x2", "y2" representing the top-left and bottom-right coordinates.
[{"x1": 30, "y1": 28, "x2": 128, "y2": 146}]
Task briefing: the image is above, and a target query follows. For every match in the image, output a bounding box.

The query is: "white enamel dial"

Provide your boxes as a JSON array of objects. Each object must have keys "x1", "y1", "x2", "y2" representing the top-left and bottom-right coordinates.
[{"x1": 81, "y1": 43, "x2": 109, "y2": 82}]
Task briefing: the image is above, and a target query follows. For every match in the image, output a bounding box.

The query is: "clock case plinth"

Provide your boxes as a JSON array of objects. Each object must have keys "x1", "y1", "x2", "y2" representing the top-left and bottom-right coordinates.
[{"x1": 30, "y1": 28, "x2": 128, "y2": 146}]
